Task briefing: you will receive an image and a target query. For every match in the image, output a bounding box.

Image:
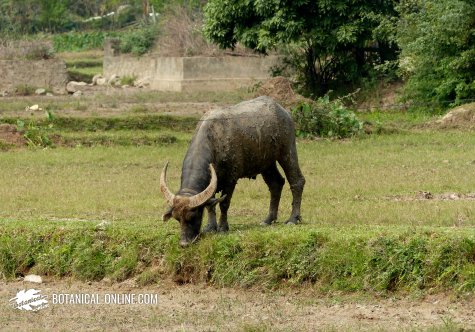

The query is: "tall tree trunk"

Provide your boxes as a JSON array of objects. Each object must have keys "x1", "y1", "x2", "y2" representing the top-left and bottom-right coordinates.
[{"x1": 304, "y1": 45, "x2": 319, "y2": 96}]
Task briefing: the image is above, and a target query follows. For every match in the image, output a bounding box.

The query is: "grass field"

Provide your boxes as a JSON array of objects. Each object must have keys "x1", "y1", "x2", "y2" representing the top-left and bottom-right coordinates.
[{"x1": 0, "y1": 106, "x2": 474, "y2": 294}]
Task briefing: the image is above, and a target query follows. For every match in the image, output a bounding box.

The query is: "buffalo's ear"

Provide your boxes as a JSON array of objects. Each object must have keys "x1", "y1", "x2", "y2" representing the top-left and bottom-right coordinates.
[
  {"x1": 162, "y1": 207, "x2": 173, "y2": 222},
  {"x1": 207, "y1": 194, "x2": 227, "y2": 208}
]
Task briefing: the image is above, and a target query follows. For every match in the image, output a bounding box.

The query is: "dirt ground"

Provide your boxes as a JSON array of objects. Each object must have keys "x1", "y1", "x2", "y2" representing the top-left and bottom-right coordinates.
[
  {"x1": 1, "y1": 280, "x2": 474, "y2": 331},
  {"x1": 0, "y1": 124, "x2": 26, "y2": 147}
]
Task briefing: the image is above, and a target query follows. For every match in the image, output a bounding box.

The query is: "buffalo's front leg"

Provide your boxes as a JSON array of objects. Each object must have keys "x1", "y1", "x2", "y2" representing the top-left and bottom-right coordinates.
[
  {"x1": 202, "y1": 204, "x2": 218, "y2": 233},
  {"x1": 218, "y1": 182, "x2": 236, "y2": 232}
]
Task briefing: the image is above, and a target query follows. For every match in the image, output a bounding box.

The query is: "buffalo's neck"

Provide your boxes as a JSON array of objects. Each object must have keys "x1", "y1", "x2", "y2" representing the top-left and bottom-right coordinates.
[{"x1": 179, "y1": 133, "x2": 213, "y2": 194}]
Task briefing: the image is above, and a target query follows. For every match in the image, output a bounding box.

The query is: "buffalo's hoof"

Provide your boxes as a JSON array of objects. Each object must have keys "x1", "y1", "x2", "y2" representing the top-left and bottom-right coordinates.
[
  {"x1": 217, "y1": 223, "x2": 229, "y2": 233},
  {"x1": 285, "y1": 216, "x2": 301, "y2": 225},
  {"x1": 261, "y1": 217, "x2": 276, "y2": 226},
  {"x1": 202, "y1": 224, "x2": 218, "y2": 234}
]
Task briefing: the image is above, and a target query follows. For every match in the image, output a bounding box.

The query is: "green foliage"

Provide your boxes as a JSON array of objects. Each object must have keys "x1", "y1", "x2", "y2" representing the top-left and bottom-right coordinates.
[
  {"x1": 53, "y1": 31, "x2": 112, "y2": 52},
  {"x1": 397, "y1": 0, "x2": 475, "y2": 109},
  {"x1": 37, "y1": 0, "x2": 69, "y2": 32},
  {"x1": 204, "y1": 0, "x2": 399, "y2": 96},
  {"x1": 16, "y1": 110, "x2": 55, "y2": 148},
  {"x1": 67, "y1": 67, "x2": 102, "y2": 83},
  {"x1": 118, "y1": 25, "x2": 159, "y2": 55},
  {"x1": 291, "y1": 97, "x2": 363, "y2": 138},
  {"x1": 1, "y1": 221, "x2": 474, "y2": 294},
  {"x1": 120, "y1": 75, "x2": 137, "y2": 86}
]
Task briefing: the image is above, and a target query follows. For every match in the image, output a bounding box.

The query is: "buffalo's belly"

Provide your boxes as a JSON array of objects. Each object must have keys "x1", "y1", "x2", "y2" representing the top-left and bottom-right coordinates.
[{"x1": 214, "y1": 133, "x2": 283, "y2": 181}]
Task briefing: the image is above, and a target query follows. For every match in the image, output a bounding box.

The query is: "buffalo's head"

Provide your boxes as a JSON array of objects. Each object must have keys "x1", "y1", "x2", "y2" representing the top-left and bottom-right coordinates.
[{"x1": 160, "y1": 162, "x2": 217, "y2": 247}]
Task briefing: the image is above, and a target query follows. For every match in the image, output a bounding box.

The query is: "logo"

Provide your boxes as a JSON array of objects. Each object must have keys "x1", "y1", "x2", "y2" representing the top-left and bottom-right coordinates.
[{"x1": 10, "y1": 289, "x2": 48, "y2": 311}]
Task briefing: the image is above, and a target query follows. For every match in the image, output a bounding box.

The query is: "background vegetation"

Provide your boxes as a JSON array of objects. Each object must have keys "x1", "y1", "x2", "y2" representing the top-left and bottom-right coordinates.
[{"x1": 2, "y1": 0, "x2": 475, "y2": 110}]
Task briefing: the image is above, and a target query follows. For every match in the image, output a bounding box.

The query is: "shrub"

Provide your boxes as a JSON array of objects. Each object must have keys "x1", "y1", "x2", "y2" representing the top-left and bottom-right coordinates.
[
  {"x1": 16, "y1": 110, "x2": 55, "y2": 148},
  {"x1": 53, "y1": 31, "x2": 111, "y2": 52},
  {"x1": 120, "y1": 75, "x2": 136, "y2": 86},
  {"x1": 397, "y1": 0, "x2": 475, "y2": 109},
  {"x1": 119, "y1": 25, "x2": 158, "y2": 56},
  {"x1": 291, "y1": 97, "x2": 363, "y2": 138}
]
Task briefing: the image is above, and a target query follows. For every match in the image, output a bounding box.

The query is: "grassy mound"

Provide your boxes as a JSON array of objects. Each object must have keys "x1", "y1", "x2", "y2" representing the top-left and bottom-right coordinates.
[{"x1": 1, "y1": 221, "x2": 474, "y2": 294}]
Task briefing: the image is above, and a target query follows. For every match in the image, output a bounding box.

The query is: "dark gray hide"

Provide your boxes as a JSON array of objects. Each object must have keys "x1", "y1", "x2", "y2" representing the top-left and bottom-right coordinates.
[{"x1": 161, "y1": 96, "x2": 305, "y2": 246}]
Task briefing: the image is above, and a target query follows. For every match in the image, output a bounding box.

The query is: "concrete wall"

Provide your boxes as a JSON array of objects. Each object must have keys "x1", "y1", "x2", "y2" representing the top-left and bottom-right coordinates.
[
  {"x1": 104, "y1": 39, "x2": 279, "y2": 92},
  {"x1": 0, "y1": 58, "x2": 68, "y2": 93}
]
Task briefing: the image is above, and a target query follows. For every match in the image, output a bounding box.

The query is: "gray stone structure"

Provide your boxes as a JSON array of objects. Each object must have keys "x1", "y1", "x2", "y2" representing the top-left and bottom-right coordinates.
[
  {"x1": 103, "y1": 39, "x2": 279, "y2": 92},
  {"x1": 0, "y1": 58, "x2": 68, "y2": 94}
]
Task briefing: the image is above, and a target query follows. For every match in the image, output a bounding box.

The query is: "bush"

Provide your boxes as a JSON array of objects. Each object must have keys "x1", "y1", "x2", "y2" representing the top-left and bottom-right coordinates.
[
  {"x1": 397, "y1": 0, "x2": 475, "y2": 109},
  {"x1": 119, "y1": 25, "x2": 159, "y2": 56},
  {"x1": 16, "y1": 110, "x2": 55, "y2": 148},
  {"x1": 53, "y1": 31, "x2": 112, "y2": 52},
  {"x1": 120, "y1": 75, "x2": 136, "y2": 86},
  {"x1": 291, "y1": 97, "x2": 363, "y2": 138}
]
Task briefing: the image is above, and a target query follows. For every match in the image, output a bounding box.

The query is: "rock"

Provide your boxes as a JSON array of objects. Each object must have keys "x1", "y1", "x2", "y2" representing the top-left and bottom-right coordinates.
[
  {"x1": 108, "y1": 74, "x2": 120, "y2": 86},
  {"x1": 1, "y1": 90, "x2": 9, "y2": 97},
  {"x1": 35, "y1": 88, "x2": 46, "y2": 95},
  {"x1": 92, "y1": 74, "x2": 104, "y2": 85},
  {"x1": 24, "y1": 274, "x2": 42, "y2": 283},
  {"x1": 448, "y1": 193, "x2": 460, "y2": 200},
  {"x1": 66, "y1": 81, "x2": 87, "y2": 93},
  {"x1": 72, "y1": 90, "x2": 83, "y2": 97},
  {"x1": 25, "y1": 104, "x2": 42, "y2": 112},
  {"x1": 122, "y1": 85, "x2": 130, "y2": 89},
  {"x1": 134, "y1": 77, "x2": 150, "y2": 88},
  {"x1": 46, "y1": 92, "x2": 54, "y2": 97},
  {"x1": 96, "y1": 77, "x2": 107, "y2": 86}
]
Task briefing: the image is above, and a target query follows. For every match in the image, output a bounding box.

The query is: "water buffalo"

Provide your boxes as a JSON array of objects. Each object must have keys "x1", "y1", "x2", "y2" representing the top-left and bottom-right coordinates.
[{"x1": 160, "y1": 96, "x2": 305, "y2": 246}]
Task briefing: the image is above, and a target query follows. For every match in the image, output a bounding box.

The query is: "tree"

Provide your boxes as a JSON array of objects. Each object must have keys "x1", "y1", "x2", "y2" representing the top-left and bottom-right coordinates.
[
  {"x1": 38, "y1": 0, "x2": 68, "y2": 32},
  {"x1": 397, "y1": 0, "x2": 475, "y2": 108},
  {"x1": 203, "y1": 0, "x2": 398, "y2": 96}
]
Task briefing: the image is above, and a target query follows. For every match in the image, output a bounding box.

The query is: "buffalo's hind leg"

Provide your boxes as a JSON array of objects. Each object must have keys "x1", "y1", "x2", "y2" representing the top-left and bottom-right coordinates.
[
  {"x1": 261, "y1": 163, "x2": 285, "y2": 225},
  {"x1": 278, "y1": 144, "x2": 305, "y2": 225}
]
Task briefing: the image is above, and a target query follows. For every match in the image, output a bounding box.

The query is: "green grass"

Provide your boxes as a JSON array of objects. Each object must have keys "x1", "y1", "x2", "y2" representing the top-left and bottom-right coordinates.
[
  {"x1": 1, "y1": 115, "x2": 198, "y2": 132},
  {"x1": 0, "y1": 128, "x2": 474, "y2": 292},
  {"x1": 0, "y1": 89, "x2": 255, "y2": 116},
  {"x1": 57, "y1": 130, "x2": 183, "y2": 147},
  {"x1": 358, "y1": 109, "x2": 438, "y2": 131},
  {"x1": 67, "y1": 66, "x2": 102, "y2": 83},
  {"x1": 59, "y1": 50, "x2": 104, "y2": 83},
  {"x1": 0, "y1": 220, "x2": 473, "y2": 293},
  {"x1": 63, "y1": 59, "x2": 103, "y2": 68}
]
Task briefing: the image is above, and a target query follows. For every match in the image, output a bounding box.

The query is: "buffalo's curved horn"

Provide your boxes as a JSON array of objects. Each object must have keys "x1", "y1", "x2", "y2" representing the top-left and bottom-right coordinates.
[
  {"x1": 188, "y1": 164, "x2": 218, "y2": 209},
  {"x1": 160, "y1": 162, "x2": 176, "y2": 206}
]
